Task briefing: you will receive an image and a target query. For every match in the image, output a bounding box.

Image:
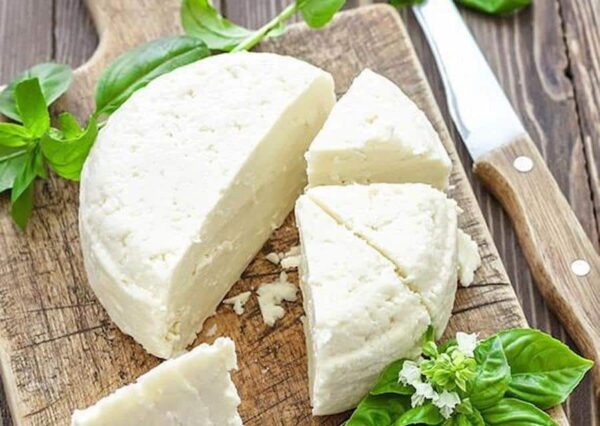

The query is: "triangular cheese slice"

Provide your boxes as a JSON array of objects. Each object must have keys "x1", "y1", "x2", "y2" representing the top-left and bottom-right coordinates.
[
  {"x1": 307, "y1": 183, "x2": 458, "y2": 336},
  {"x1": 295, "y1": 195, "x2": 430, "y2": 416},
  {"x1": 306, "y1": 69, "x2": 451, "y2": 189}
]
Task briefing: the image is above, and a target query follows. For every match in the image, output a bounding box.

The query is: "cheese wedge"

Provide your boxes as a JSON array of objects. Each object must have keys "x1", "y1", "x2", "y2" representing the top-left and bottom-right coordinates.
[
  {"x1": 79, "y1": 52, "x2": 336, "y2": 358},
  {"x1": 306, "y1": 69, "x2": 451, "y2": 188},
  {"x1": 71, "y1": 337, "x2": 242, "y2": 426},
  {"x1": 307, "y1": 183, "x2": 458, "y2": 336},
  {"x1": 296, "y1": 196, "x2": 430, "y2": 415}
]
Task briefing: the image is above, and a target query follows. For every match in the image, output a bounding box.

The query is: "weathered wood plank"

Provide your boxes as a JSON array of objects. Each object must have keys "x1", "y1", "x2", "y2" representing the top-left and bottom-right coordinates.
[
  {"x1": 557, "y1": 0, "x2": 600, "y2": 262},
  {"x1": 396, "y1": 2, "x2": 598, "y2": 423},
  {"x1": 54, "y1": 0, "x2": 99, "y2": 69}
]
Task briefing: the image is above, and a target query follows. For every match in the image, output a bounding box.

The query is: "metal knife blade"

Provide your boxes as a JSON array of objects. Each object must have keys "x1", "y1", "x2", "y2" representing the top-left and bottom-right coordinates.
[{"x1": 413, "y1": 0, "x2": 527, "y2": 160}]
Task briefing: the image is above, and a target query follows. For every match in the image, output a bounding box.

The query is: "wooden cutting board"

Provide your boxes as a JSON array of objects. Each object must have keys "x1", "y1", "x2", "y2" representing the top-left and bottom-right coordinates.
[{"x1": 0, "y1": 1, "x2": 568, "y2": 425}]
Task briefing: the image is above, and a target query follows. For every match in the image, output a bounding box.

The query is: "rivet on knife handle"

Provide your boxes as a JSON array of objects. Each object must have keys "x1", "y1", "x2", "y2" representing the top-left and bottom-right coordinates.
[{"x1": 474, "y1": 134, "x2": 600, "y2": 402}]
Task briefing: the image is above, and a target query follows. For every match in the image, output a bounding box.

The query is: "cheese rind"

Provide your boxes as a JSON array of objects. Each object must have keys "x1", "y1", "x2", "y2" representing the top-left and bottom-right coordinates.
[
  {"x1": 295, "y1": 196, "x2": 430, "y2": 415},
  {"x1": 71, "y1": 337, "x2": 242, "y2": 426},
  {"x1": 307, "y1": 183, "x2": 459, "y2": 337},
  {"x1": 79, "y1": 52, "x2": 335, "y2": 358},
  {"x1": 306, "y1": 69, "x2": 451, "y2": 188}
]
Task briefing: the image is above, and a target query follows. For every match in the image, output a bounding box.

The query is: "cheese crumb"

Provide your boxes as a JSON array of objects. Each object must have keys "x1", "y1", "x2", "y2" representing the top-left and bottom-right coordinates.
[
  {"x1": 265, "y1": 252, "x2": 280, "y2": 265},
  {"x1": 257, "y1": 272, "x2": 298, "y2": 326},
  {"x1": 280, "y1": 245, "x2": 301, "y2": 269},
  {"x1": 457, "y1": 230, "x2": 481, "y2": 287},
  {"x1": 205, "y1": 323, "x2": 218, "y2": 337},
  {"x1": 223, "y1": 291, "x2": 252, "y2": 315}
]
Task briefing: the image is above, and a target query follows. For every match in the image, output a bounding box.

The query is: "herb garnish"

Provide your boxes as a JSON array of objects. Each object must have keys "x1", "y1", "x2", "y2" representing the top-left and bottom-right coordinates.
[
  {"x1": 390, "y1": 0, "x2": 531, "y2": 15},
  {"x1": 346, "y1": 328, "x2": 592, "y2": 425}
]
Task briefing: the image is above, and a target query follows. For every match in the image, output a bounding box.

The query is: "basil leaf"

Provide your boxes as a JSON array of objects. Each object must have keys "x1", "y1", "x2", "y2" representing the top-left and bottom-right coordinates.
[
  {"x1": 95, "y1": 36, "x2": 210, "y2": 116},
  {"x1": 297, "y1": 0, "x2": 346, "y2": 28},
  {"x1": 11, "y1": 180, "x2": 34, "y2": 230},
  {"x1": 41, "y1": 116, "x2": 98, "y2": 181},
  {"x1": 394, "y1": 403, "x2": 443, "y2": 425},
  {"x1": 11, "y1": 146, "x2": 44, "y2": 203},
  {"x1": 14, "y1": 79, "x2": 50, "y2": 138},
  {"x1": 181, "y1": 0, "x2": 253, "y2": 51},
  {"x1": 491, "y1": 328, "x2": 592, "y2": 408},
  {"x1": 371, "y1": 359, "x2": 414, "y2": 396},
  {"x1": 0, "y1": 123, "x2": 32, "y2": 147},
  {"x1": 481, "y1": 398, "x2": 555, "y2": 425},
  {"x1": 455, "y1": 0, "x2": 531, "y2": 15},
  {"x1": 469, "y1": 336, "x2": 511, "y2": 409},
  {"x1": 389, "y1": 0, "x2": 424, "y2": 6},
  {"x1": 346, "y1": 394, "x2": 411, "y2": 426},
  {"x1": 445, "y1": 404, "x2": 485, "y2": 426},
  {"x1": 0, "y1": 148, "x2": 28, "y2": 193},
  {"x1": 0, "y1": 63, "x2": 72, "y2": 122},
  {"x1": 57, "y1": 112, "x2": 83, "y2": 139}
]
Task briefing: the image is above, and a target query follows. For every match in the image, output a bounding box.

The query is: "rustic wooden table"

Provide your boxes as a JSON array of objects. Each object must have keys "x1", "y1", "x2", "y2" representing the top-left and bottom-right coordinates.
[{"x1": 0, "y1": 0, "x2": 598, "y2": 424}]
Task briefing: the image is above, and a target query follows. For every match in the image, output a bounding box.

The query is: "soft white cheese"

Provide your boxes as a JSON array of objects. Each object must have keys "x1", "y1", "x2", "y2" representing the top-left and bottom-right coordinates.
[
  {"x1": 71, "y1": 337, "x2": 242, "y2": 426},
  {"x1": 79, "y1": 52, "x2": 335, "y2": 358},
  {"x1": 223, "y1": 291, "x2": 252, "y2": 315},
  {"x1": 457, "y1": 230, "x2": 481, "y2": 287},
  {"x1": 257, "y1": 272, "x2": 298, "y2": 326},
  {"x1": 306, "y1": 69, "x2": 451, "y2": 189},
  {"x1": 295, "y1": 195, "x2": 430, "y2": 415},
  {"x1": 307, "y1": 183, "x2": 459, "y2": 337}
]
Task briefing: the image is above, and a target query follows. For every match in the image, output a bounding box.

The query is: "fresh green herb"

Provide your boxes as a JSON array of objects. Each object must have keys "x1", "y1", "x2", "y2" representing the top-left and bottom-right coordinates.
[
  {"x1": 0, "y1": 63, "x2": 71, "y2": 122},
  {"x1": 389, "y1": 0, "x2": 531, "y2": 15},
  {"x1": 347, "y1": 328, "x2": 592, "y2": 425},
  {"x1": 480, "y1": 398, "x2": 554, "y2": 425},
  {"x1": 455, "y1": 0, "x2": 531, "y2": 15},
  {"x1": 182, "y1": 0, "x2": 345, "y2": 52},
  {"x1": 491, "y1": 328, "x2": 593, "y2": 409},
  {"x1": 41, "y1": 114, "x2": 98, "y2": 181},
  {"x1": 95, "y1": 36, "x2": 210, "y2": 117}
]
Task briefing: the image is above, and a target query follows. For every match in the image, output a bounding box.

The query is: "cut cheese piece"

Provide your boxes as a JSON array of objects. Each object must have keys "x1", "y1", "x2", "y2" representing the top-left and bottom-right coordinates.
[
  {"x1": 457, "y1": 230, "x2": 481, "y2": 287},
  {"x1": 307, "y1": 183, "x2": 458, "y2": 337},
  {"x1": 306, "y1": 69, "x2": 451, "y2": 189},
  {"x1": 79, "y1": 52, "x2": 336, "y2": 358},
  {"x1": 71, "y1": 337, "x2": 242, "y2": 426},
  {"x1": 295, "y1": 196, "x2": 430, "y2": 415}
]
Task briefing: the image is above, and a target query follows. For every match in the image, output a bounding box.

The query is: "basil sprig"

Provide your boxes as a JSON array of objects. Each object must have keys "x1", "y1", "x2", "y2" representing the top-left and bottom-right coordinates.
[
  {"x1": 346, "y1": 328, "x2": 592, "y2": 426},
  {"x1": 389, "y1": 0, "x2": 531, "y2": 15},
  {"x1": 181, "y1": 0, "x2": 346, "y2": 52}
]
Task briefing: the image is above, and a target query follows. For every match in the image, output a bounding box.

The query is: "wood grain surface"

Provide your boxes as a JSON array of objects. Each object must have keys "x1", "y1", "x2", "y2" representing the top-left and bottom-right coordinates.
[{"x1": 0, "y1": 0, "x2": 596, "y2": 425}]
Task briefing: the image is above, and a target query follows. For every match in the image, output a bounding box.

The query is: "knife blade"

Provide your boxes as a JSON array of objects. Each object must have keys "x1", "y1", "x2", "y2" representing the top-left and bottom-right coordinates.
[{"x1": 413, "y1": 0, "x2": 600, "y2": 401}]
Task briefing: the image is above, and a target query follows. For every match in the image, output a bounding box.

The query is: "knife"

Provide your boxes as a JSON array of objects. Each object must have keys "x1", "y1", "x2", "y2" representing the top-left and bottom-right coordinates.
[{"x1": 413, "y1": 0, "x2": 600, "y2": 399}]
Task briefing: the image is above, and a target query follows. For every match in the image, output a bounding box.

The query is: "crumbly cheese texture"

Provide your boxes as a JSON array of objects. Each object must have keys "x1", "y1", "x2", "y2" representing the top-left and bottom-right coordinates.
[
  {"x1": 295, "y1": 196, "x2": 430, "y2": 415},
  {"x1": 306, "y1": 69, "x2": 451, "y2": 189},
  {"x1": 71, "y1": 337, "x2": 242, "y2": 426},
  {"x1": 223, "y1": 291, "x2": 252, "y2": 315},
  {"x1": 457, "y1": 230, "x2": 481, "y2": 287},
  {"x1": 257, "y1": 272, "x2": 298, "y2": 326},
  {"x1": 79, "y1": 52, "x2": 335, "y2": 358},
  {"x1": 307, "y1": 183, "x2": 459, "y2": 337}
]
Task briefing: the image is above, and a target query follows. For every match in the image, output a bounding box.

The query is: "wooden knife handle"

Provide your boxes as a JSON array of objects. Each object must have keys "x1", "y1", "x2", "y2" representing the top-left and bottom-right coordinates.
[{"x1": 474, "y1": 134, "x2": 600, "y2": 400}]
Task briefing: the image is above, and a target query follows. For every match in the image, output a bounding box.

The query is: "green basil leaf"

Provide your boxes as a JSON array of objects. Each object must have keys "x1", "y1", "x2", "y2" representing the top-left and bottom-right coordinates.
[
  {"x1": 0, "y1": 123, "x2": 32, "y2": 147},
  {"x1": 389, "y1": 0, "x2": 424, "y2": 6},
  {"x1": 394, "y1": 403, "x2": 443, "y2": 426},
  {"x1": 11, "y1": 180, "x2": 34, "y2": 230},
  {"x1": 346, "y1": 394, "x2": 411, "y2": 426},
  {"x1": 469, "y1": 336, "x2": 511, "y2": 409},
  {"x1": 14, "y1": 79, "x2": 50, "y2": 137},
  {"x1": 57, "y1": 112, "x2": 83, "y2": 139},
  {"x1": 41, "y1": 116, "x2": 98, "y2": 181},
  {"x1": 11, "y1": 146, "x2": 44, "y2": 203},
  {"x1": 95, "y1": 36, "x2": 210, "y2": 116},
  {"x1": 371, "y1": 359, "x2": 415, "y2": 396},
  {"x1": 297, "y1": 0, "x2": 346, "y2": 28},
  {"x1": 181, "y1": 0, "x2": 253, "y2": 51},
  {"x1": 455, "y1": 0, "x2": 531, "y2": 15},
  {"x1": 490, "y1": 328, "x2": 593, "y2": 408},
  {"x1": 0, "y1": 63, "x2": 72, "y2": 122},
  {"x1": 481, "y1": 398, "x2": 555, "y2": 425},
  {"x1": 0, "y1": 148, "x2": 28, "y2": 193}
]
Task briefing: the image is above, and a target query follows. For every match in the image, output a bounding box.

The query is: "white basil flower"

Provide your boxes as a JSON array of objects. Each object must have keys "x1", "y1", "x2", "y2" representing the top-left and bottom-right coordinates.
[
  {"x1": 456, "y1": 331, "x2": 478, "y2": 358},
  {"x1": 433, "y1": 391, "x2": 461, "y2": 419},
  {"x1": 410, "y1": 382, "x2": 437, "y2": 407},
  {"x1": 398, "y1": 360, "x2": 422, "y2": 386}
]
